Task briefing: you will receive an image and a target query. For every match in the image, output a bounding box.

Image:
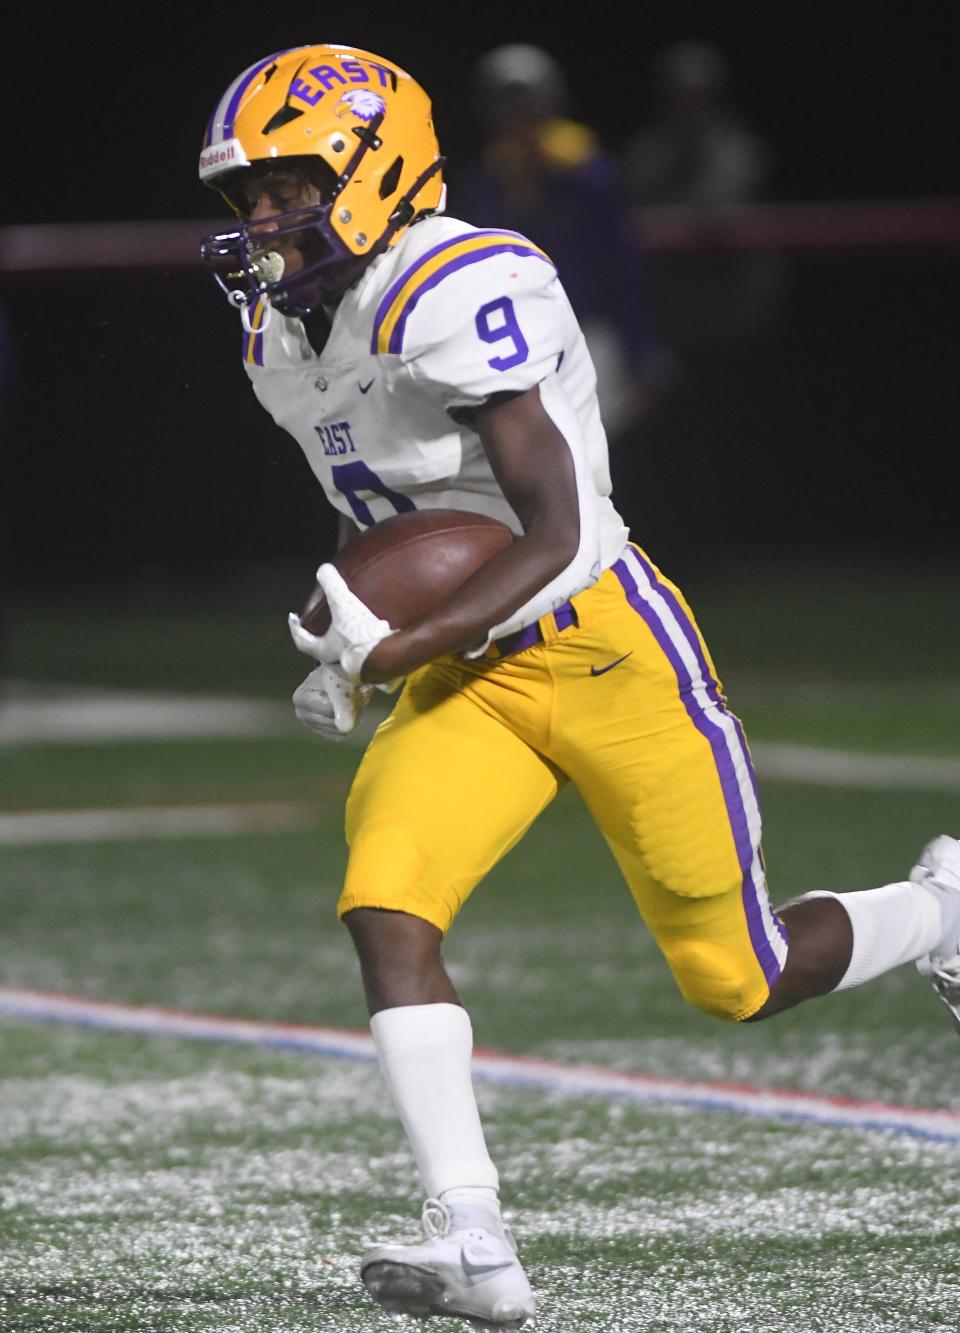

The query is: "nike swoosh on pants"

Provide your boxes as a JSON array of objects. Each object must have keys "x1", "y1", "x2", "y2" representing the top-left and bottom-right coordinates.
[{"x1": 590, "y1": 651, "x2": 633, "y2": 677}]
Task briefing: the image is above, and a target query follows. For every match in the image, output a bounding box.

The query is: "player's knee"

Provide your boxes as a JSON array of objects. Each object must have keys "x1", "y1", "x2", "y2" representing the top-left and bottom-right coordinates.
[
  {"x1": 664, "y1": 941, "x2": 766, "y2": 1023},
  {"x1": 339, "y1": 821, "x2": 458, "y2": 934},
  {"x1": 343, "y1": 905, "x2": 442, "y2": 966}
]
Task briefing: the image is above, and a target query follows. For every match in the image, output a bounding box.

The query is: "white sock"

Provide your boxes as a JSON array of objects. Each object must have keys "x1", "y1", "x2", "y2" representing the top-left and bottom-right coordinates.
[
  {"x1": 806, "y1": 882, "x2": 944, "y2": 991},
  {"x1": 370, "y1": 1003, "x2": 500, "y2": 1201}
]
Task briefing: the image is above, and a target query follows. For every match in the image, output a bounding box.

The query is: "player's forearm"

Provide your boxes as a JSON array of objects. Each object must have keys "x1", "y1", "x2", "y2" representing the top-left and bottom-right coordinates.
[
  {"x1": 361, "y1": 382, "x2": 595, "y2": 683},
  {"x1": 361, "y1": 526, "x2": 577, "y2": 682}
]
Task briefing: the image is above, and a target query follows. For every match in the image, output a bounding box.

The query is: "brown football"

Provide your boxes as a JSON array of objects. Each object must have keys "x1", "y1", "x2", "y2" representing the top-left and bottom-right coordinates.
[{"x1": 300, "y1": 509, "x2": 515, "y2": 634}]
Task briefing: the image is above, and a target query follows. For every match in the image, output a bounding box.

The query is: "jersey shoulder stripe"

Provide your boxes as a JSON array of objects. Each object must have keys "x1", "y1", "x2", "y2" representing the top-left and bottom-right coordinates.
[
  {"x1": 370, "y1": 229, "x2": 554, "y2": 356},
  {"x1": 243, "y1": 297, "x2": 268, "y2": 367}
]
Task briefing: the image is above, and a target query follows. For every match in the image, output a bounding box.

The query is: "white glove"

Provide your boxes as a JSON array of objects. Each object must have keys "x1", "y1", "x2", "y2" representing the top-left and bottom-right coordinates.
[
  {"x1": 292, "y1": 663, "x2": 373, "y2": 739},
  {"x1": 288, "y1": 564, "x2": 395, "y2": 679}
]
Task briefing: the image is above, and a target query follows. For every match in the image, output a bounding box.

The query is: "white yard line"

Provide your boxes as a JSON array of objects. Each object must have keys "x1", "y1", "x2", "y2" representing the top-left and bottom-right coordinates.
[
  {"x1": 0, "y1": 802, "x2": 317, "y2": 844},
  {"x1": 1, "y1": 986, "x2": 958, "y2": 1143},
  {"x1": 3, "y1": 685, "x2": 959, "y2": 802},
  {"x1": 0, "y1": 684, "x2": 292, "y2": 743},
  {"x1": 0, "y1": 681, "x2": 388, "y2": 746},
  {"x1": 749, "y1": 741, "x2": 960, "y2": 792}
]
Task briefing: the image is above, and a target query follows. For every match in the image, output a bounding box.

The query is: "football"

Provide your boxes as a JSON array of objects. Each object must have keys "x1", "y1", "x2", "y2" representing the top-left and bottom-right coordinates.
[{"x1": 300, "y1": 508, "x2": 515, "y2": 634}]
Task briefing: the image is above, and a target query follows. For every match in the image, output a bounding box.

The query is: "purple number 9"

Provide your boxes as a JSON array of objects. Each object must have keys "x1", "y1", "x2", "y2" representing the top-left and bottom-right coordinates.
[{"x1": 475, "y1": 296, "x2": 529, "y2": 371}]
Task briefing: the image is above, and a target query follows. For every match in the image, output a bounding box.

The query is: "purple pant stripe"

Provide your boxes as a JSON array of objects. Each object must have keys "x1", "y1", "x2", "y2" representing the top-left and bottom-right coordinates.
[
  {"x1": 628, "y1": 546, "x2": 724, "y2": 707},
  {"x1": 622, "y1": 551, "x2": 760, "y2": 843},
  {"x1": 613, "y1": 558, "x2": 783, "y2": 986},
  {"x1": 626, "y1": 549, "x2": 786, "y2": 951},
  {"x1": 728, "y1": 709, "x2": 786, "y2": 948}
]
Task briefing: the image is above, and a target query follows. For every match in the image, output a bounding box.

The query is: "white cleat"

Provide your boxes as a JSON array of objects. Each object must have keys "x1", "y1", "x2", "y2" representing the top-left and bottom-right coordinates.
[
  {"x1": 911, "y1": 834, "x2": 960, "y2": 1034},
  {"x1": 360, "y1": 1197, "x2": 535, "y2": 1329}
]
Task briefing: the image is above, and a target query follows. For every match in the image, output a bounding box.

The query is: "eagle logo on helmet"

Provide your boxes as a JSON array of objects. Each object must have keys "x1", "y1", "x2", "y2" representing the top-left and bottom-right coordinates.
[{"x1": 335, "y1": 90, "x2": 387, "y2": 121}]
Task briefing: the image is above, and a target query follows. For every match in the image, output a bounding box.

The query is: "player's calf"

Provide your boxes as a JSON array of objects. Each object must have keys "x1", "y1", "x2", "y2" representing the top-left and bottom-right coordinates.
[
  {"x1": 746, "y1": 895, "x2": 852, "y2": 1020},
  {"x1": 750, "y1": 835, "x2": 960, "y2": 1030},
  {"x1": 344, "y1": 906, "x2": 460, "y2": 1013}
]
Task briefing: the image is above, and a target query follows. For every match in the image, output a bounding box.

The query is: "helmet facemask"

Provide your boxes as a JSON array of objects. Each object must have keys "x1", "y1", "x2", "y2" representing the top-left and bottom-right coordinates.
[{"x1": 202, "y1": 156, "x2": 369, "y2": 318}]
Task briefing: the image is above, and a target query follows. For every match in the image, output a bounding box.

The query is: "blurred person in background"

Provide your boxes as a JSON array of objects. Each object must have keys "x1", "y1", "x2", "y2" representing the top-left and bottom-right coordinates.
[
  {"x1": 0, "y1": 303, "x2": 15, "y2": 675},
  {"x1": 625, "y1": 40, "x2": 767, "y2": 208},
  {"x1": 621, "y1": 39, "x2": 785, "y2": 356},
  {"x1": 450, "y1": 42, "x2": 668, "y2": 445},
  {"x1": 613, "y1": 40, "x2": 788, "y2": 554}
]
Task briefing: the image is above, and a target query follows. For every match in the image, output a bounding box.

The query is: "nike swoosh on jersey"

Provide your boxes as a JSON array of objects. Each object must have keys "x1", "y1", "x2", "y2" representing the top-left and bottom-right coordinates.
[
  {"x1": 358, "y1": 379, "x2": 375, "y2": 394},
  {"x1": 590, "y1": 651, "x2": 633, "y2": 677}
]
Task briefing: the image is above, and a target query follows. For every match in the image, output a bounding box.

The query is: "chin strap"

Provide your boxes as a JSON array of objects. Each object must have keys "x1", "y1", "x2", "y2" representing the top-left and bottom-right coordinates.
[{"x1": 239, "y1": 298, "x2": 271, "y2": 334}]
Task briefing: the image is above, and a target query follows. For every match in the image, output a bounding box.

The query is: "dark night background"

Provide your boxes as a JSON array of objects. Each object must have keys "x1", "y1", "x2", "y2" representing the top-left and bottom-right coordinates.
[{"x1": 2, "y1": 5, "x2": 959, "y2": 603}]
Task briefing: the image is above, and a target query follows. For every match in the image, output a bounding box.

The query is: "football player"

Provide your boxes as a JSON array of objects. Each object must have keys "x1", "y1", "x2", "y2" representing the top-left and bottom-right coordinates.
[{"x1": 199, "y1": 43, "x2": 960, "y2": 1330}]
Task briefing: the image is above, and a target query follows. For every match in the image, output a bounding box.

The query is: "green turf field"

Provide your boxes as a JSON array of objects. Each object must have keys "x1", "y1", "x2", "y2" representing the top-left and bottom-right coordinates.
[{"x1": 2, "y1": 557, "x2": 959, "y2": 1331}]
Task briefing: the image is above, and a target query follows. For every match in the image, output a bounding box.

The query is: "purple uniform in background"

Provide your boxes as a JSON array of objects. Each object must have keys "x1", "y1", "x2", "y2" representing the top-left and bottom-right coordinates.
[{"x1": 449, "y1": 124, "x2": 654, "y2": 438}]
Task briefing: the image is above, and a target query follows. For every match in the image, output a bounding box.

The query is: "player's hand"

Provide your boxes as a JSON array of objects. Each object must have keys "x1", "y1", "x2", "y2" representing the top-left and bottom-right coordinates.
[
  {"x1": 292, "y1": 663, "x2": 373, "y2": 739},
  {"x1": 288, "y1": 564, "x2": 395, "y2": 679}
]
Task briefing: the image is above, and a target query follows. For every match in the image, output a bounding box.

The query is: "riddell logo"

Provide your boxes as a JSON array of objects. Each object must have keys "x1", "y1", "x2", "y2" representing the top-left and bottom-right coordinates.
[{"x1": 198, "y1": 138, "x2": 249, "y2": 179}]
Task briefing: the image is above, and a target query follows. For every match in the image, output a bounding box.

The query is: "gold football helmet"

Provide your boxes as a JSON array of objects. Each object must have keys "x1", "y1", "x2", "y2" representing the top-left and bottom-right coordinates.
[{"x1": 199, "y1": 44, "x2": 445, "y2": 315}]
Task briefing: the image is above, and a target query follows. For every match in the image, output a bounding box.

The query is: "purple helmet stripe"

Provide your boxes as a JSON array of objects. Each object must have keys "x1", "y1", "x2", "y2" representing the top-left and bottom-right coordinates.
[
  {"x1": 222, "y1": 50, "x2": 288, "y2": 141},
  {"x1": 370, "y1": 230, "x2": 553, "y2": 354},
  {"x1": 206, "y1": 58, "x2": 267, "y2": 147},
  {"x1": 613, "y1": 552, "x2": 786, "y2": 987},
  {"x1": 205, "y1": 47, "x2": 305, "y2": 148}
]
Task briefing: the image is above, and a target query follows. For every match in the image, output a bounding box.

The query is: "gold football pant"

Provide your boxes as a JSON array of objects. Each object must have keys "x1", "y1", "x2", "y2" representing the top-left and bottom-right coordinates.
[{"x1": 339, "y1": 544, "x2": 788, "y2": 1021}]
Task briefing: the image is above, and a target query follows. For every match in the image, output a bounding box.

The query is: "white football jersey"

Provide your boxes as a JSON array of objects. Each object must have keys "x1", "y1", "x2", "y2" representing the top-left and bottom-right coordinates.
[{"x1": 243, "y1": 214, "x2": 630, "y2": 639}]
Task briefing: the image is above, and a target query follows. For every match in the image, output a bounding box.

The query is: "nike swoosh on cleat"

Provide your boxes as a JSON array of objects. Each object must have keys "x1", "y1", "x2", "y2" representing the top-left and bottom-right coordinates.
[
  {"x1": 460, "y1": 1249, "x2": 516, "y2": 1278},
  {"x1": 359, "y1": 379, "x2": 375, "y2": 394},
  {"x1": 590, "y1": 651, "x2": 633, "y2": 677}
]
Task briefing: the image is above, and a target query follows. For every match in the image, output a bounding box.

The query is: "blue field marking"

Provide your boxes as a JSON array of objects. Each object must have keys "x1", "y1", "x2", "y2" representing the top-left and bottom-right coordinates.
[{"x1": 2, "y1": 987, "x2": 959, "y2": 1144}]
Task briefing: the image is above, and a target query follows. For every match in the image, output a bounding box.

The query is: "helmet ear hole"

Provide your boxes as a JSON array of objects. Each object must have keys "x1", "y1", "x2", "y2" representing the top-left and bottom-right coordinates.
[{"x1": 379, "y1": 156, "x2": 404, "y2": 199}]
